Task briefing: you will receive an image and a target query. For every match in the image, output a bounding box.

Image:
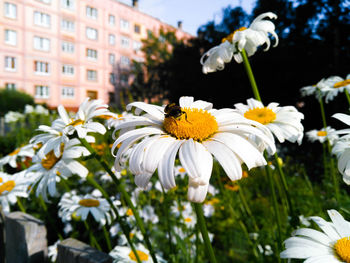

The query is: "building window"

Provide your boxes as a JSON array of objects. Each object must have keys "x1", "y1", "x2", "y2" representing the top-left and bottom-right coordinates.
[
  {"x1": 61, "y1": 86, "x2": 75, "y2": 98},
  {"x1": 109, "y1": 34, "x2": 115, "y2": 45},
  {"x1": 86, "y1": 6, "x2": 97, "y2": 19},
  {"x1": 62, "y1": 64, "x2": 74, "y2": 75},
  {"x1": 121, "y1": 36, "x2": 130, "y2": 48},
  {"x1": 61, "y1": 19, "x2": 75, "y2": 32},
  {"x1": 109, "y1": 53, "x2": 115, "y2": 64},
  {"x1": 34, "y1": 11, "x2": 51, "y2": 27},
  {"x1": 86, "y1": 48, "x2": 98, "y2": 60},
  {"x1": 61, "y1": 41, "x2": 74, "y2": 53},
  {"x1": 61, "y1": 0, "x2": 75, "y2": 10},
  {"x1": 120, "y1": 56, "x2": 130, "y2": 67},
  {"x1": 87, "y1": 70, "x2": 97, "y2": 81},
  {"x1": 87, "y1": 90, "x2": 97, "y2": 99},
  {"x1": 5, "y1": 29, "x2": 17, "y2": 45},
  {"x1": 109, "y1": 15, "x2": 115, "y2": 26},
  {"x1": 4, "y1": 56, "x2": 17, "y2": 71},
  {"x1": 134, "y1": 24, "x2": 141, "y2": 34},
  {"x1": 120, "y1": 74, "x2": 129, "y2": 85},
  {"x1": 120, "y1": 19, "x2": 129, "y2": 31},
  {"x1": 5, "y1": 83, "x2": 16, "y2": 90},
  {"x1": 35, "y1": 85, "x2": 49, "y2": 98},
  {"x1": 133, "y1": 41, "x2": 142, "y2": 52},
  {"x1": 34, "y1": 61, "x2": 50, "y2": 75},
  {"x1": 36, "y1": 0, "x2": 51, "y2": 4},
  {"x1": 86, "y1": 27, "x2": 98, "y2": 40},
  {"x1": 33, "y1": 36, "x2": 50, "y2": 51},
  {"x1": 4, "y1": 2, "x2": 17, "y2": 19},
  {"x1": 109, "y1": 73, "x2": 116, "y2": 84}
]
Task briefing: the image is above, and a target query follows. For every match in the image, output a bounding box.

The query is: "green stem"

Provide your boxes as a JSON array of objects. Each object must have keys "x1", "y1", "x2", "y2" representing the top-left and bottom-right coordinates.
[
  {"x1": 16, "y1": 198, "x2": 26, "y2": 213},
  {"x1": 84, "y1": 220, "x2": 102, "y2": 250},
  {"x1": 344, "y1": 89, "x2": 350, "y2": 108},
  {"x1": 193, "y1": 203, "x2": 217, "y2": 263},
  {"x1": 318, "y1": 96, "x2": 327, "y2": 129},
  {"x1": 241, "y1": 48, "x2": 262, "y2": 101},
  {"x1": 102, "y1": 225, "x2": 112, "y2": 251},
  {"x1": 87, "y1": 176, "x2": 142, "y2": 263},
  {"x1": 79, "y1": 137, "x2": 158, "y2": 263},
  {"x1": 264, "y1": 157, "x2": 283, "y2": 259},
  {"x1": 38, "y1": 195, "x2": 63, "y2": 240}
]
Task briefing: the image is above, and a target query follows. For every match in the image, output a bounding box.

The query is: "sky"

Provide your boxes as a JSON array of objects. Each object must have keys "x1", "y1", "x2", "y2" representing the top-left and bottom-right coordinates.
[{"x1": 119, "y1": 0, "x2": 256, "y2": 36}]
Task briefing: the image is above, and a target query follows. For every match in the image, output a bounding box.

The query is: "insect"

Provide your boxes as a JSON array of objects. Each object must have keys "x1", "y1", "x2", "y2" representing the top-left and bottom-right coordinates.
[{"x1": 164, "y1": 103, "x2": 189, "y2": 123}]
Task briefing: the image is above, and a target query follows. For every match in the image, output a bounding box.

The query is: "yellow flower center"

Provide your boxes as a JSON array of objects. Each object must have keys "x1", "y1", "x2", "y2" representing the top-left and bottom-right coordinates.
[
  {"x1": 178, "y1": 167, "x2": 186, "y2": 173},
  {"x1": 78, "y1": 198, "x2": 100, "y2": 207},
  {"x1": 244, "y1": 107, "x2": 276, "y2": 125},
  {"x1": 221, "y1": 27, "x2": 247, "y2": 43},
  {"x1": 9, "y1": 148, "x2": 20, "y2": 156},
  {"x1": 41, "y1": 150, "x2": 62, "y2": 170},
  {"x1": 184, "y1": 217, "x2": 192, "y2": 223},
  {"x1": 163, "y1": 108, "x2": 218, "y2": 142},
  {"x1": 69, "y1": 119, "x2": 84, "y2": 126},
  {"x1": 126, "y1": 208, "x2": 134, "y2": 216},
  {"x1": 224, "y1": 184, "x2": 240, "y2": 191},
  {"x1": 129, "y1": 250, "x2": 149, "y2": 262},
  {"x1": 334, "y1": 237, "x2": 350, "y2": 262},
  {"x1": 0, "y1": 180, "x2": 15, "y2": 195},
  {"x1": 0, "y1": 177, "x2": 2, "y2": 183},
  {"x1": 334, "y1": 79, "x2": 350, "y2": 89},
  {"x1": 317, "y1": 131, "x2": 327, "y2": 137}
]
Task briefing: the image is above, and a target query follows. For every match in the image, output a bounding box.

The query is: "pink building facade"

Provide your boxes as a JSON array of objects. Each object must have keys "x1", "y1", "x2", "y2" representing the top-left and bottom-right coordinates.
[{"x1": 0, "y1": 0, "x2": 191, "y2": 109}]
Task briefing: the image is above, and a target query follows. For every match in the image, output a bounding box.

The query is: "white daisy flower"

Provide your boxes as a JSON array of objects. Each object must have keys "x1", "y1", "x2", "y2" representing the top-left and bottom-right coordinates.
[
  {"x1": 27, "y1": 138, "x2": 90, "y2": 201},
  {"x1": 200, "y1": 40, "x2": 235, "y2": 74},
  {"x1": 232, "y1": 12, "x2": 278, "y2": 63},
  {"x1": 0, "y1": 171, "x2": 32, "y2": 213},
  {"x1": 300, "y1": 78, "x2": 326, "y2": 100},
  {"x1": 174, "y1": 165, "x2": 187, "y2": 179},
  {"x1": 171, "y1": 201, "x2": 192, "y2": 218},
  {"x1": 319, "y1": 74, "x2": 350, "y2": 103},
  {"x1": 306, "y1": 127, "x2": 339, "y2": 145},
  {"x1": 109, "y1": 244, "x2": 166, "y2": 263},
  {"x1": 112, "y1": 96, "x2": 275, "y2": 203},
  {"x1": 106, "y1": 111, "x2": 135, "y2": 130},
  {"x1": 0, "y1": 144, "x2": 35, "y2": 168},
  {"x1": 141, "y1": 205, "x2": 159, "y2": 224},
  {"x1": 4, "y1": 111, "x2": 24, "y2": 123},
  {"x1": 280, "y1": 209, "x2": 350, "y2": 262},
  {"x1": 58, "y1": 191, "x2": 111, "y2": 225},
  {"x1": 234, "y1": 98, "x2": 304, "y2": 145},
  {"x1": 48, "y1": 240, "x2": 60, "y2": 262},
  {"x1": 58, "y1": 98, "x2": 112, "y2": 138}
]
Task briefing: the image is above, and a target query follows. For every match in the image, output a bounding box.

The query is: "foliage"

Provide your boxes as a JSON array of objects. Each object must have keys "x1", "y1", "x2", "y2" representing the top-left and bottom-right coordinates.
[{"x1": 0, "y1": 89, "x2": 34, "y2": 116}]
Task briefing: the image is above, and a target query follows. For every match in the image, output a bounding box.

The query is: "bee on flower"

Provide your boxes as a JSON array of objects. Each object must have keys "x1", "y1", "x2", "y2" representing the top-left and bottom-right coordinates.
[
  {"x1": 112, "y1": 96, "x2": 275, "y2": 203},
  {"x1": 200, "y1": 12, "x2": 278, "y2": 73}
]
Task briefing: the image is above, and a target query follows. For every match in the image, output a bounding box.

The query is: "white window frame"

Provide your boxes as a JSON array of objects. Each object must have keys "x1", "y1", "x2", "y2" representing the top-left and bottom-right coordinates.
[
  {"x1": 121, "y1": 36, "x2": 130, "y2": 48},
  {"x1": 61, "y1": 0, "x2": 75, "y2": 10},
  {"x1": 86, "y1": 48, "x2": 98, "y2": 60},
  {"x1": 86, "y1": 6, "x2": 98, "y2": 19},
  {"x1": 36, "y1": 0, "x2": 51, "y2": 4},
  {"x1": 61, "y1": 86, "x2": 75, "y2": 98},
  {"x1": 61, "y1": 18, "x2": 75, "y2": 32},
  {"x1": 87, "y1": 70, "x2": 97, "y2": 81},
  {"x1": 62, "y1": 64, "x2": 74, "y2": 76},
  {"x1": 33, "y1": 36, "x2": 50, "y2": 51},
  {"x1": 120, "y1": 56, "x2": 130, "y2": 66},
  {"x1": 133, "y1": 41, "x2": 142, "y2": 52},
  {"x1": 4, "y1": 2, "x2": 17, "y2": 19},
  {"x1": 34, "y1": 61, "x2": 50, "y2": 75},
  {"x1": 61, "y1": 41, "x2": 75, "y2": 53},
  {"x1": 109, "y1": 53, "x2": 115, "y2": 64},
  {"x1": 34, "y1": 11, "x2": 51, "y2": 28},
  {"x1": 86, "y1": 27, "x2": 98, "y2": 40},
  {"x1": 5, "y1": 83, "x2": 17, "y2": 90},
  {"x1": 5, "y1": 29, "x2": 17, "y2": 45},
  {"x1": 109, "y1": 34, "x2": 115, "y2": 45},
  {"x1": 108, "y1": 14, "x2": 115, "y2": 26},
  {"x1": 35, "y1": 85, "x2": 49, "y2": 99},
  {"x1": 4, "y1": 56, "x2": 17, "y2": 71},
  {"x1": 120, "y1": 19, "x2": 129, "y2": 31}
]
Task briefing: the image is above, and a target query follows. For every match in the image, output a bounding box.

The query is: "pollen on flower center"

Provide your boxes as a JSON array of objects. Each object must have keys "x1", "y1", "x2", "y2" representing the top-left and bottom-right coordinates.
[
  {"x1": 78, "y1": 198, "x2": 100, "y2": 207},
  {"x1": 41, "y1": 149, "x2": 62, "y2": 170},
  {"x1": 184, "y1": 217, "x2": 192, "y2": 223},
  {"x1": 244, "y1": 107, "x2": 276, "y2": 125},
  {"x1": 334, "y1": 237, "x2": 350, "y2": 262},
  {"x1": 163, "y1": 108, "x2": 218, "y2": 142},
  {"x1": 69, "y1": 119, "x2": 84, "y2": 126},
  {"x1": 317, "y1": 131, "x2": 327, "y2": 137},
  {"x1": 9, "y1": 148, "x2": 20, "y2": 156},
  {"x1": 0, "y1": 180, "x2": 15, "y2": 195},
  {"x1": 221, "y1": 27, "x2": 247, "y2": 43},
  {"x1": 126, "y1": 208, "x2": 134, "y2": 216},
  {"x1": 334, "y1": 79, "x2": 350, "y2": 89},
  {"x1": 129, "y1": 250, "x2": 149, "y2": 261}
]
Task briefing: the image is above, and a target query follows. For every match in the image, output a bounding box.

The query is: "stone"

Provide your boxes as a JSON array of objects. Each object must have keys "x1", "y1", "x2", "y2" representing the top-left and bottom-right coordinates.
[
  {"x1": 4, "y1": 211, "x2": 47, "y2": 263},
  {"x1": 57, "y1": 238, "x2": 113, "y2": 263}
]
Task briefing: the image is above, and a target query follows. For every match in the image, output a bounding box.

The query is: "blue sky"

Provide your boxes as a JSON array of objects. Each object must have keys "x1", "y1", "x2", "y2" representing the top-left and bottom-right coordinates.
[{"x1": 120, "y1": 0, "x2": 255, "y2": 35}]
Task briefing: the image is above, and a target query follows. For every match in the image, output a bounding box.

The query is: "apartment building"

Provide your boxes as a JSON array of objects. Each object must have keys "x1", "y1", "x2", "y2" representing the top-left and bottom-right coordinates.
[{"x1": 0, "y1": 0, "x2": 191, "y2": 109}]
